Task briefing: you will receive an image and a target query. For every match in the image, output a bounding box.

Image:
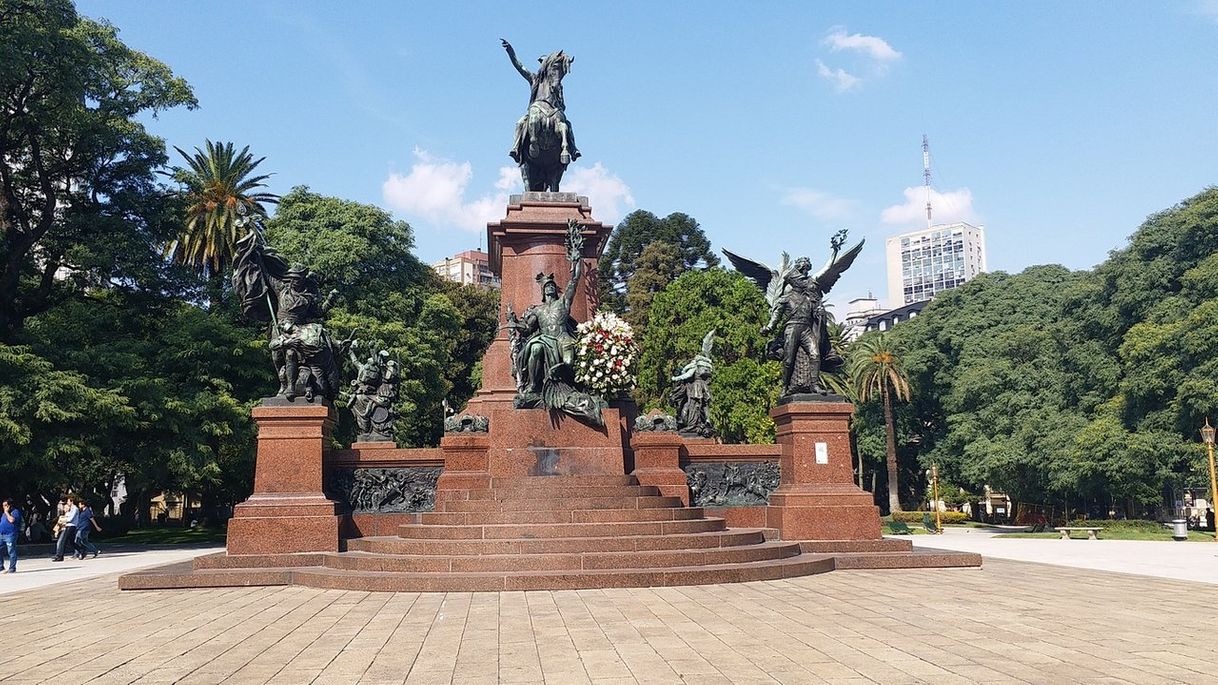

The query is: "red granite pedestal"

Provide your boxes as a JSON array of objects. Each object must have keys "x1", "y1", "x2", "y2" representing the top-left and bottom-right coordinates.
[
  {"x1": 765, "y1": 401, "x2": 886, "y2": 543},
  {"x1": 118, "y1": 195, "x2": 981, "y2": 593},
  {"x1": 466, "y1": 192, "x2": 612, "y2": 418},
  {"x1": 631, "y1": 431, "x2": 690, "y2": 505},
  {"x1": 225, "y1": 403, "x2": 341, "y2": 555}
]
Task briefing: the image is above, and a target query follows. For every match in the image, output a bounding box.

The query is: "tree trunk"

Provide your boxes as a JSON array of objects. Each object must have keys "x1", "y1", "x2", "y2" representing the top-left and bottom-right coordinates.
[
  {"x1": 206, "y1": 268, "x2": 225, "y2": 312},
  {"x1": 883, "y1": 383, "x2": 902, "y2": 513}
]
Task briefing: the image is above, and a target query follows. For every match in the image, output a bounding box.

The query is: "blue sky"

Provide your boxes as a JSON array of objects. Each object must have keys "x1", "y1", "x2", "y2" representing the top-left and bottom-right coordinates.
[{"x1": 78, "y1": 1, "x2": 1218, "y2": 308}]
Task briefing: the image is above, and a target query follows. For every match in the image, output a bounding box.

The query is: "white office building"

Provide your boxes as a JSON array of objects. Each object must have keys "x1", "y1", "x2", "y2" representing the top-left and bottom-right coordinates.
[{"x1": 885, "y1": 222, "x2": 987, "y2": 307}]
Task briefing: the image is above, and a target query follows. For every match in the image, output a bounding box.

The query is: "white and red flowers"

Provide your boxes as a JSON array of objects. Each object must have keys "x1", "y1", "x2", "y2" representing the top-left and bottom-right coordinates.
[{"x1": 575, "y1": 311, "x2": 638, "y2": 398}]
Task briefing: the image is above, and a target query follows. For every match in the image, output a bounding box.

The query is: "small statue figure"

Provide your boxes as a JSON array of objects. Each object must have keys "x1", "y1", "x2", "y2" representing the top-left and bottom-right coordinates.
[
  {"x1": 346, "y1": 343, "x2": 400, "y2": 442},
  {"x1": 232, "y1": 214, "x2": 347, "y2": 402},
  {"x1": 670, "y1": 330, "x2": 716, "y2": 438},
  {"x1": 725, "y1": 230, "x2": 864, "y2": 399},
  {"x1": 504, "y1": 304, "x2": 527, "y2": 395},
  {"x1": 634, "y1": 412, "x2": 677, "y2": 433},
  {"x1": 501, "y1": 38, "x2": 579, "y2": 192},
  {"x1": 507, "y1": 219, "x2": 606, "y2": 425},
  {"x1": 444, "y1": 413, "x2": 490, "y2": 433}
]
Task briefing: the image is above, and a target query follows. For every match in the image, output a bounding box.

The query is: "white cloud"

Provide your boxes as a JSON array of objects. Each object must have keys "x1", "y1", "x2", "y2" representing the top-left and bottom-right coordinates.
[
  {"x1": 1196, "y1": 0, "x2": 1218, "y2": 22},
  {"x1": 781, "y1": 188, "x2": 856, "y2": 221},
  {"x1": 382, "y1": 149, "x2": 518, "y2": 233},
  {"x1": 815, "y1": 27, "x2": 901, "y2": 93},
  {"x1": 881, "y1": 186, "x2": 980, "y2": 227},
  {"x1": 493, "y1": 165, "x2": 520, "y2": 191},
  {"x1": 816, "y1": 59, "x2": 861, "y2": 93},
  {"x1": 822, "y1": 27, "x2": 903, "y2": 64},
  {"x1": 562, "y1": 163, "x2": 635, "y2": 224},
  {"x1": 381, "y1": 151, "x2": 633, "y2": 230}
]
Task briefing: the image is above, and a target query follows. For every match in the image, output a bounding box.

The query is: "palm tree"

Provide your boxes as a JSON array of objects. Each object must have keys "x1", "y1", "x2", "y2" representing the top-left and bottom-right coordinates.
[
  {"x1": 169, "y1": 140, "x2": 278, "y2": 274},
  {"x1": 849, "y1": 333, "x2": 912, "y2": 513},
  {"x1": 821, "y1": 318, "x2": 854, "y2": 399}
]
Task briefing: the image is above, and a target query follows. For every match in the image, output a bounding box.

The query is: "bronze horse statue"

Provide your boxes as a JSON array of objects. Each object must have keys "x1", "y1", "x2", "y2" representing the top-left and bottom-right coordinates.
[{"x1": 502, "y1": 39, "x2": 580, "y2": 192}]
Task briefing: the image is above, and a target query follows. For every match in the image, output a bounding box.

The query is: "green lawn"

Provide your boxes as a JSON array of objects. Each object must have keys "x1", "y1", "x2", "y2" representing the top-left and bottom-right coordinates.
[
  {"x1": 106, "y1": 527, "x2": 227, "y2": 545},
  {"x1": 882, "y1": 522, "x2": 929, "y2": 535},
  {"x1": 996, "y1": 529, "x2": 1215, "y2": 542}
]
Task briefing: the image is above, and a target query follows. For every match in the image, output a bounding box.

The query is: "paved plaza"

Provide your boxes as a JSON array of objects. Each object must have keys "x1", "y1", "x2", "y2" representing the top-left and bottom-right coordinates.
[
  {"x1": 911, "y1": 528, "x2": 1218, "y2": 585},
  {"x1": 0, "y1": 546, "x2": 224, "y2": 597},
  {"x1": 3, "y1": 554, "x2": 1218, "y2": 684}
]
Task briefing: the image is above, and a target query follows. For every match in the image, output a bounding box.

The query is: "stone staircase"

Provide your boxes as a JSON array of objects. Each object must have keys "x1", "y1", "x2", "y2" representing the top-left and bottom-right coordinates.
[{"x1": 122, "y1": 475, "x2": 840, "y2": 592}]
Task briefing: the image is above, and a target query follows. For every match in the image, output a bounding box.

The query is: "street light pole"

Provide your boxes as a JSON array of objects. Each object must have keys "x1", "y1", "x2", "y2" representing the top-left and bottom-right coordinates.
[
  {"x1": 931, "y1": 463, "x2": 942, "y2": 534},
  {"x1": 1201, "y1": 419, "x2": 1218, "y2": 542}
]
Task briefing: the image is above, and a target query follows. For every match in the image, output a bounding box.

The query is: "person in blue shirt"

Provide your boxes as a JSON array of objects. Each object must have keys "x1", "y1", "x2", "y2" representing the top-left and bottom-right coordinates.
[
  {"x1": 74, "y1": 499, "x2": 101, "y2": 559},
  {"x1": 1, "y1": 499, "x2": 21, "y2": 573}
]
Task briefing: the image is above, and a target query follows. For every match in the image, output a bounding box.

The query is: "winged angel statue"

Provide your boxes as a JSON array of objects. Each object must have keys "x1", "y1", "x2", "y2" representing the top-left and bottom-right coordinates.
[
  {"x1": 670, "y1": 330, "x2": 715, "y2": 437},
  {"x1": 724, "y1": 230, "x2": 864, "y2": 399}
]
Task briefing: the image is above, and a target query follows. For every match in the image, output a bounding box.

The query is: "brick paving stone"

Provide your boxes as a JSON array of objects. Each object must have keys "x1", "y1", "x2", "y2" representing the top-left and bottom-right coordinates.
[{"x1": 3, "y1": 558, "x2": 1218, "y2": 683}]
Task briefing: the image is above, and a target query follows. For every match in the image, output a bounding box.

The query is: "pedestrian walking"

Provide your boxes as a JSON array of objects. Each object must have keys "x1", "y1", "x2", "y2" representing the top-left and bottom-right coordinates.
[
  {"x1": 1, "y1": 500, "x2": 20, "y2": 573},
  {"x1": 52, "y1": 497, "x2": 83, "y2": 562},
  {"x1": 74, "y1": 499, "x2": 101, "y2": 559}
]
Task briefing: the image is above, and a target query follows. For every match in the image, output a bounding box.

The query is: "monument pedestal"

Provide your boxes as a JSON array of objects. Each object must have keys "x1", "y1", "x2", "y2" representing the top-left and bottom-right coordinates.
[
  {"x1": 765, "y1": 401, "x2": 883, "y2": 541},
  {"x1": 226, "y1": 403, "x2": 341, "y2": 555},
  {"x1": 435, "y1": 433, "x2": 492, "y2": 504},
  {"x1": 465, "y1": 192, "x2": 612, "y2": 418},
  {"x1": 631, "y1": 431, "x2": 689, "y2": 505}
]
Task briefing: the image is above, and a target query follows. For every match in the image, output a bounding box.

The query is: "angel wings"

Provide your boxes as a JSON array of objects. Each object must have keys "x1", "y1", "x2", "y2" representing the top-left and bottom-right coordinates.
[{"x1": 723, "y1": 235, "x2": 864, "y2": 307}]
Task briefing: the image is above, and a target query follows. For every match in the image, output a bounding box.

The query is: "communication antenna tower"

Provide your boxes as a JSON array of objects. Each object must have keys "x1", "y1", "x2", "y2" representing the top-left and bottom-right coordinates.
[{"x1": 922, "y1": 134, "x2": 932, "y2": 228}]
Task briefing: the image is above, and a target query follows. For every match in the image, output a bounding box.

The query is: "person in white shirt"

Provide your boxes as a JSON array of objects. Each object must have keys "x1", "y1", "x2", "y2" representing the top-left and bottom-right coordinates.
[{"x1": 52, "y1": 498, "x2": 83, "y2": 562}]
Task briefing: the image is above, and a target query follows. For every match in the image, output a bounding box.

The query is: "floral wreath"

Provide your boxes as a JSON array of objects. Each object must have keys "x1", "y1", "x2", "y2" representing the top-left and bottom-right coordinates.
[{"x1": 575, "y1": 311, "x2": 638, "y2": 398}]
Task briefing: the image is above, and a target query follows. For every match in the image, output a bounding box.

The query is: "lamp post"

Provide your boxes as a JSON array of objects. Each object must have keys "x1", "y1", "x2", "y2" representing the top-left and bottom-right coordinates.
[
  {"x1": 1202, "y1": 419, "x2": 1218, "y2": 542},
  {"x1": 930, "y1": 463, "x2": 943, "y2": 534}
]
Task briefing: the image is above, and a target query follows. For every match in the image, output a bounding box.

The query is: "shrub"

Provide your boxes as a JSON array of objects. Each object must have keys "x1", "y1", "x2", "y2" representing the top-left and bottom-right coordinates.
[
  {"x1": 1064, "y1": 519, "x2": 1163, "y2": 533},
  {"x1": 891, "y1": 510, "x2": 969, "y2": 524}
]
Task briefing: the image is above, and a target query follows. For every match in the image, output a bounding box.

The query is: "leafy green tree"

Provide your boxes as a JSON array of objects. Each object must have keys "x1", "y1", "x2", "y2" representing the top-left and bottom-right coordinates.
[
  {"x1": 640, "y1": 269, "x2": 779, "y2": 443},
  {"x1": 0, "y1": 0, "x2": 196, "y2": 341},
  {"x1": 266, "y1": 187, "x2": 496, "y2": 446},
  {"x1": 849, "y1": 333, "x2": 912, "y2": 513},
  {"x1": 598, "y1": 210, "x2": 719, "y2": 314},
  {"x1": 874, "y1": 266, "x2": 1091, "y2": 505},
  {"x1": 27, "y1": 289, "x2": 271, "y2": 522},
  {"x1": 169, "y1": 140, "x2": 279, "y2": 274},
  {"x1": 0, "y1": 343, "x2": 134, "y2": 509},
  {"x1": 624, "y1": 241, "x2": 685, "y2": 331}
]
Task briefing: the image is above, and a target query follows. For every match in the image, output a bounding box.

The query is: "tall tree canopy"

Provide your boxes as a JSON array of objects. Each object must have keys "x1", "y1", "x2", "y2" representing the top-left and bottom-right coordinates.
[
  {"x1": 860, "y1": 187, "x2": 1218, "y2": 514},
  {"x1": 0, "y1": 0, "x2": 196, "y2": 340},
  {"x1": 623, "y1": 241, "x2": 685, "y2": 331},
  {"x1": 597, "y1": 210, "x2": 719, "y2": 315},
  {"x1": 266, "y1": 187, "x2": 497, "y2": 446},
  {"x1": 639, "y1": 269, "x2": 779, "y2": 443}
]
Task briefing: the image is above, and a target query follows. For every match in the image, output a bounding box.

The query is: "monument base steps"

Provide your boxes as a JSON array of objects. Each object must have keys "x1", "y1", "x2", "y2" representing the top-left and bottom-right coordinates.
[{"x1": 121, "y1": 474, "x2": 980, "y2": 591}]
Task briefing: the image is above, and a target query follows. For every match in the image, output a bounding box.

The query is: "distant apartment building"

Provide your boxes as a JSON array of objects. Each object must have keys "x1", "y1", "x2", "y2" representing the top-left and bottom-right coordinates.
[
  {"x1": 864, "y1": 300, "x2": 927, "y2": 334},
  {"x1": 841, "y1": 293, "x2": 886, "y2": 341},
  {"x1": 431, "y1": 249, "x2": 499, "y2": 288},
  {"x1": 885, "y1": 222, "x2": 987, "y2": 307}
]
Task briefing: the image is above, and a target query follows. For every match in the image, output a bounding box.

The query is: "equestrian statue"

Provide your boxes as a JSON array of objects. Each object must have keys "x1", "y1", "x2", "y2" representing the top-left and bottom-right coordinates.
[{"x1": 501, "y1": 38, "x2": 579, "y2": 192}]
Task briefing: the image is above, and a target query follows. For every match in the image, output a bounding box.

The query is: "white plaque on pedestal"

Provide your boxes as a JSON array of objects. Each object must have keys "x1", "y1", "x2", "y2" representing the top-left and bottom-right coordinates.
[{"x1": 815, "y1": 442, "x2": 828, "y2": 464}]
